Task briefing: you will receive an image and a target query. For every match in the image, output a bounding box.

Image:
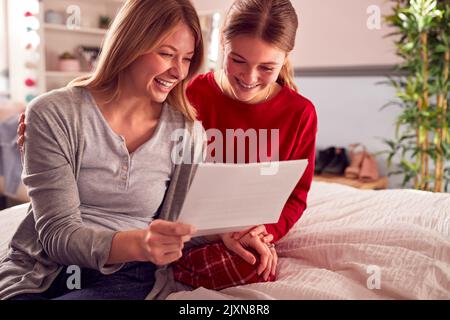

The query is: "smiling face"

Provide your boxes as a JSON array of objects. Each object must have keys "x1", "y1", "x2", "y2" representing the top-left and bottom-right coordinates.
[
  {"x1": 223, "y1": 35, "x2": 287, "y2": 103},
  {"x1": 126, "y1": 22, "x2": 195, "y2": 104}
]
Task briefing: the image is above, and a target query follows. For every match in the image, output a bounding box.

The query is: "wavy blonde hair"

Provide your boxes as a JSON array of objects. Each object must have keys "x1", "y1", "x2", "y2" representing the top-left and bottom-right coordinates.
[
  {"x1": 222, "y1": 0, "x2": 298, "y2": 91},
  {"x1": 69, "y1": 0, "x2": 203, "y2": 120}
]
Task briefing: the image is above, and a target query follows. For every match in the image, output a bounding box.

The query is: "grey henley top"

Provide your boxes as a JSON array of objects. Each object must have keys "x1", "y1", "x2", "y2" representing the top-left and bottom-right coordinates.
[
  {"x1": 78, "y1": 89, "x2": 182, "y2": 232},
  {"x1": 0, "y1": 86, "x2": 205, "y2": 300}
]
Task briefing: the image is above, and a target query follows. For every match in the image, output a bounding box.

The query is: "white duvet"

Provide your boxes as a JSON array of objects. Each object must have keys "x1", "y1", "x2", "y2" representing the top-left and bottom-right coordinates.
[{"x1": 1, "y1": 182, "x2": 449, "y2": 299}]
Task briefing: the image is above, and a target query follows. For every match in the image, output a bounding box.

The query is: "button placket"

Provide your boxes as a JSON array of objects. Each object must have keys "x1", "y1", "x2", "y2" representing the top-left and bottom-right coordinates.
[{"x1": 120, "y1": 155, "x2": 130, "y2": 189}]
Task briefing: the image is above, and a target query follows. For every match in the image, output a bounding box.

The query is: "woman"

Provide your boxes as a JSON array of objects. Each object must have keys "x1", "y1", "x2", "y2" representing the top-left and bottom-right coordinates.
[
  {"x1": 172, "y1": 0, "x2": 317, "y2": 290},
  {"x1": 0, "y1": 0, "x2": 206, "y2": 300},
  {"x1": 14, "y1": 0, "x2": 317, "y2": 294}
]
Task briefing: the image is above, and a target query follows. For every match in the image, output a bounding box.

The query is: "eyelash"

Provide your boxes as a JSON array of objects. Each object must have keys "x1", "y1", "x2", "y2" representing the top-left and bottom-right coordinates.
[
  {"x1": 261, "y1": 67, "x2": 274, "y2": 72},
  {"x1": 231, "y1": 58, "x2": 245, "y2": 64},
  {"x1": 231, "y1": 58, "x2": 274, "y2": 72},
  {"x1": 160, "y1": 52, "x2": 192, "y2": 63},
  {"x1": 160, "y1": 52, "x2": 173, "y2": 58}
]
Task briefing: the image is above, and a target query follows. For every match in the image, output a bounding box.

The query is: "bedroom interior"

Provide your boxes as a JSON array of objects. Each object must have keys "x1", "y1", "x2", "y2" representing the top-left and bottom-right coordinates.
[{"x1": 0, "y1": 0, "x2": 449, "y2": 300}]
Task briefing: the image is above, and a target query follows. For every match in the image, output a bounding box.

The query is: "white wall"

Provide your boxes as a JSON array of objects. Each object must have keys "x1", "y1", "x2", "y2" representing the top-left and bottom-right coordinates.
[
  {"x1": 296, "y1": 76, "x2": 403, "y2": 188},
  {"x1": 293, "y1": 0, "x2": 400, "y2": 69},
  {"x1": 192, "y1": 0, "x2": 233, "y2": 14},
  {"x1": 193, "y1": 0, "x2": 401, "y2": 69},
  {"x1": 192, "y1": 0, "x2": 405, "y2": 188}
]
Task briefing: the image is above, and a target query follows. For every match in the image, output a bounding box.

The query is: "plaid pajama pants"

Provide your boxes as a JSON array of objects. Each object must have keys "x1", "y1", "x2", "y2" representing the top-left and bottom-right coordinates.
[{"x1": 173, "y1": 242, "x2": 276, "y2": 290}]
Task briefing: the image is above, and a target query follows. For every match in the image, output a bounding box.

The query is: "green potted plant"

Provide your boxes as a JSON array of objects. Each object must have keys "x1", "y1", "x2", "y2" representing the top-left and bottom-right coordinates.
[
  {"x1": 58, "y1": 51, "x2": 80, "y2": 72},
  {"x1": 383, "y1": 0, "x2": 450, "y2": 192},
  {"x1": 99, "y1": 15, "x2": 111, "y2": 29}
]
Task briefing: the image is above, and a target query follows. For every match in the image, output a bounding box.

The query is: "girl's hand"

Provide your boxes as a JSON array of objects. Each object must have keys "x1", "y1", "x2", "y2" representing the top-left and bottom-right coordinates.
[
  {"x1": 232, "y1": 225, "x2": 273, "y2": 243},
  {"x1": 220, "y1": 231, "x2": 277, "y2": 280}
]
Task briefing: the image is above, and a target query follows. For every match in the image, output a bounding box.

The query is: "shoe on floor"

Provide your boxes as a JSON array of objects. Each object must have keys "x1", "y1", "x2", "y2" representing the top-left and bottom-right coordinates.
[
  {"x1": 322, "y1": 148, "x2": 349, "y2": 175},
  {"x1": 344, "y1": 143, "x2": 366, "y2": 179},
  {"x1": 314, "y1": 147, "x2": 335, "y2": 175},
  {"x1": 359, "y1": 152, "x2": 380, "y2": 182}
]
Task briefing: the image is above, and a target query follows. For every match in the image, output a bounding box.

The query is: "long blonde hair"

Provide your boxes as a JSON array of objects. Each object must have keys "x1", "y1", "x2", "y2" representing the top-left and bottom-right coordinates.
[
  {"x1": 222, "y1": 0, "x2": 298, "y2": 91},
  {"x1": 69, "y1": 0, "x2": 203, "y2": 121}
]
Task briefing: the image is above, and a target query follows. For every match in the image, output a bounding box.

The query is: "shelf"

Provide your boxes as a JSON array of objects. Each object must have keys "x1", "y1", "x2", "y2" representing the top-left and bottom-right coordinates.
[
  {"x1": 46, "y1": 71, "x2": 90, "y2": 78},
  {"x1": 44, "y1": 23, "x2": 108, "y2": 36}
]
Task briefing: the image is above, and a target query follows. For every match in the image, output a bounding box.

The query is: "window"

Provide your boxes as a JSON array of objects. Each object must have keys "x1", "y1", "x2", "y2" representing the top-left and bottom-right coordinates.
[{"x1": 198, "y1": 12, "x2": 221, "y2": 73}]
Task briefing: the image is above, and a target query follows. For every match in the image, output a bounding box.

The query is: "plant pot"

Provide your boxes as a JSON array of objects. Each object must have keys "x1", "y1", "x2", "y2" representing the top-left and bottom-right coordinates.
[
  {"x1": 58, "y1": 59, "x2": 81, "y2": 72},
  {"x1": 45, "y1": 10, "x2": 64, "y2": 25}
]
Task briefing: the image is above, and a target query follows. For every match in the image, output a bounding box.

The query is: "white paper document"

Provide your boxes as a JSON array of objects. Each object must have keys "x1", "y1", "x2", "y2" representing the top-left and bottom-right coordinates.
[{"x1": 177, "y1": 159, "x2": 309, "y2": 236}]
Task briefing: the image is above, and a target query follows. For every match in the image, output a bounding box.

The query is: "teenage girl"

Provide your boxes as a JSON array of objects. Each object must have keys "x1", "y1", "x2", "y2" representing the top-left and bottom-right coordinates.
[{"x1": 172, "y1": 0, "x2": 318, "y2": 289}]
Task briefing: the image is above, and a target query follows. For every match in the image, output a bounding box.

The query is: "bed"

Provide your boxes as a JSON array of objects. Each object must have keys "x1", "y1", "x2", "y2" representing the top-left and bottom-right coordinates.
[
  {"x1": 0, "y1": 106, "x2": 29, "y2": 204},
  {"x1": 1, "y1": 181, "x2": 449, "y2": 299}
]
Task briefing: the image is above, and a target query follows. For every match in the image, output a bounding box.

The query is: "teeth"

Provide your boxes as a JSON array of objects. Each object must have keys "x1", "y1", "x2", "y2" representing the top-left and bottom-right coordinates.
[
  {"x1": 155, "y1": 78, "x2": 175, "y2": 88},
  {"x1": 237, "y1": 79, "x2": 258, "y2": 89}
]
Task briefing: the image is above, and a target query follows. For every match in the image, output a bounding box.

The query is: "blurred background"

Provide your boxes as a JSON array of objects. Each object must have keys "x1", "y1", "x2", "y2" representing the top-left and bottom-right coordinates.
[{"x1": 0, "y1": 0, "x2": 449, "y2": 208}]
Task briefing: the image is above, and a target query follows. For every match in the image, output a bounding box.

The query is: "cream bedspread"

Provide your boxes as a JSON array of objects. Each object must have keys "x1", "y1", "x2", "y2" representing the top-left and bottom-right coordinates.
[{"x1": 1, "y1": 182, "x2": 449, "y2": 299}]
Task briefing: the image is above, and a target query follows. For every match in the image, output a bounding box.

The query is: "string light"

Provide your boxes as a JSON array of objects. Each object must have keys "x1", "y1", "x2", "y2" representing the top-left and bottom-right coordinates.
[{"x1": 22, "y1": 0, "x2": 41, "y2": 102}]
